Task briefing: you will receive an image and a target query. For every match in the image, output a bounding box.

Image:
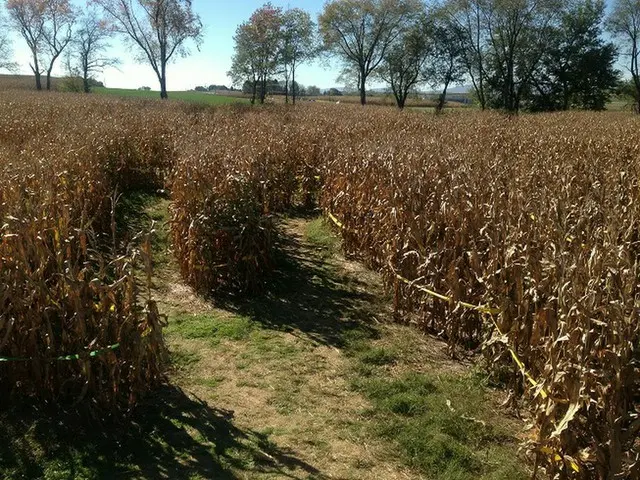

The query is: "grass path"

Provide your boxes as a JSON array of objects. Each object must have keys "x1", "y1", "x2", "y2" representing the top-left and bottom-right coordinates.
[{"x1": 0, "y1": 195, "x2": 527, "y2": 480}]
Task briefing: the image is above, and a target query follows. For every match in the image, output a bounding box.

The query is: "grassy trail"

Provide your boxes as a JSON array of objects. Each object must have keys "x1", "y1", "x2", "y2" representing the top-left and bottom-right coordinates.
[{"x1": 1, "y1": 195, "x2": 527, "y2": 480}]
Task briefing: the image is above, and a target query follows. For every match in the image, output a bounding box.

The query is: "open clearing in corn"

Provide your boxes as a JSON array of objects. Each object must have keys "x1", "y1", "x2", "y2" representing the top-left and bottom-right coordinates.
[{"x1": 1, "y1": 194, "x2": 526, "y2": 480}]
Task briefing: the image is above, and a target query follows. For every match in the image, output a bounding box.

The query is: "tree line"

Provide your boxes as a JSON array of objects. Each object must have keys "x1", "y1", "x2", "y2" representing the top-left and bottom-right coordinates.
[
  {"x1": 1, "y1": 0, "x2": 640, "y2": 113},
  {"x1": 232, "y1": 0, "x2": 640, "y2": 113}
]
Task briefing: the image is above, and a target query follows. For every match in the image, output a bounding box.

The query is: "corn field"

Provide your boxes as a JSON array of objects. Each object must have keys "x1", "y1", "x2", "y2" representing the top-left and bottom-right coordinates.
[
  {"x1": 0, "y1": 94, "x2": 171, "y2": 411},
  {"x1": 0, "y1": 91, "x2": 637, "y2": 478},
  {"x1": 320, "y1": 110, "x2": 640, "y2": 479}
]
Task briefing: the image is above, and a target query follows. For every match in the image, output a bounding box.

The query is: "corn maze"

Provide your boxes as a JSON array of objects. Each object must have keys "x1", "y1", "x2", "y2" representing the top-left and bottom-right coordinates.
[{"x1": 0, "y1": 92, "x2": 638, "y2": 478}]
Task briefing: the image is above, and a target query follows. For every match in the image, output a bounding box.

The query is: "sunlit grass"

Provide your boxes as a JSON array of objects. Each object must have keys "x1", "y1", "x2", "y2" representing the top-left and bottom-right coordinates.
[{"x1": 94, "y1": 87, "x2": 250, "y2": 105}]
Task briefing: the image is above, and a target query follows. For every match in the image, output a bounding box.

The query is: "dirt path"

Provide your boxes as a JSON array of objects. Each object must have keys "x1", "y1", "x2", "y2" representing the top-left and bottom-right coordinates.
[{"x1": 1, "y1": 197, "x2": 526, "y2": 480}]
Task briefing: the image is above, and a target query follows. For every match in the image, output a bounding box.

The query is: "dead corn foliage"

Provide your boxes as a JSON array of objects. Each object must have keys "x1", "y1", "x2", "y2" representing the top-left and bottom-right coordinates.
[
  {"x1": 171, "y1": 103, "x2": 639, "y2": 477},
  {"x1": 1, "y1": 92, "x2": 637, "y2": 478},
  {"x1": 169, "y1": 107, "x2": 331, "y2": 292},
  {"x1": 0, "y1": 92, "x2": 172, "y2": 411},
  {"x1": 319, "y1": 109, "x2": 640, "y2": 479}
]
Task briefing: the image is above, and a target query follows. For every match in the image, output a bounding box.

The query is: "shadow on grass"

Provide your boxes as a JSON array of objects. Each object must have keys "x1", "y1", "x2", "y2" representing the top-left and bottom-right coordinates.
[
  {"x1": 215, "y1": 226, "x2": 381, "y2": 349},
  {"x1": 0, "y1": 385, "x2": 322, "y2": 480},
  {"x1": 114, "y1": 190, "x2": 169, "y2": 243}
]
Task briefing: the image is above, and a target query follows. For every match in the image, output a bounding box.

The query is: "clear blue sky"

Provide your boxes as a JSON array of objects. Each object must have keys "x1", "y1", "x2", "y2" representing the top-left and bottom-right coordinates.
[{"x1": 6, "y1": 0, "x2": 342, "y2": 91}]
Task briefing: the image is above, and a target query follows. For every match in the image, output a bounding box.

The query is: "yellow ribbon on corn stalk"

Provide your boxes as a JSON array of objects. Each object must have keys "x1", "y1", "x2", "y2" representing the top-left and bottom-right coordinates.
[
  {"x1": 324, "y1": 210, "x2": 584, "y2": 470},
  {"x1": 327, "y1": 211, "x2": 343, "y2": 229},
  {"x1": 325, "y1": 210, "x2": 547, "y2": 400},
  {"x1": 391, "y1": 268, "x2": 500, "y2": 315}
]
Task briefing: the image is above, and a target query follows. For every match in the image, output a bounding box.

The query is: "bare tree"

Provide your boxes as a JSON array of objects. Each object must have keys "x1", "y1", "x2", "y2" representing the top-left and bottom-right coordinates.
[
  {"x1": 6, "y1": 0, "x2": 47, "y2": 89},
  {"x1": 319, "y1": 0, "x2": 424, "y2": 105},
  {"x1": 42, "y1": 0, "x2": 75, "y2": 90},
  {"x1": 0, "y1": 14, "x2": 19, "y2": 72},
  {"x1": 608, "y1": 0, "x2": 640, "y2": 113},
  {"x1": 6, "y1": 0, "x2": 75, "y2": 91},
  {"x1": 92, "y1": 0, "x2": 202, "y2": 99},
  {"x1": 68, "y1": 10, "x2": 119, "y2": 93}
]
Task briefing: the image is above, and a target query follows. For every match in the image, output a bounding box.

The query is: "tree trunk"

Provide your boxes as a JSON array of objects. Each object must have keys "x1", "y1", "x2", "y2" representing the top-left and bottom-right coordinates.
[
  {"x1": 260, "y1": 77, "x2": 267, "y2": 104},
  {"x1": 359, "y1": 67, "x2": 366, "y2": 105},
  {"x1": 285, "y1": 76, "x2": 289, "y2": 104},
  {"x1": 292, "y1": 68, "x2": 296, "y2": 105},
  {"x1": 31, "y1": 55, "x2": 42, "y2": 91},
  {"x1": 251, "y1": 79, "x2": 257, "y2": 105},
  {"x1": 562, "y1": 77, "x2": 570, "y2": 111},
  {"x1": 159, "y1": 61, "x2": 168, "y2": 99},
  {"x1": 83, "y1": 73, "x2": 90, "y2": 94},
  {"x1": 632, "y1": 41, "x2": 640, "y2": 114},
  {"x1": 45, "y1": 49, "x2": 65, "y2": 92},
  {"x1": 478, "y1": 75, "x2": 486, "y2": 110},
  {"x1": 633, "y1": 74, "x2": 640, "y2": 114},
  {"x1": 436, "y1": 81, "x2": 449, "y2": 114},
  {"x1": 475, "y1": 9, "x2": 486, "y2": 110},
  {"x1": 504, "y1": 57, "x2": 518, "y2": 114},
  {"x1": 160, "y1": 77, "x2": 168, "y2": 99},
  {"x1": 391, "y1": 82, "x2": 405, "y2": 110},
  {"x1": 83, "y1": 61, "x2": 90, "y2": 93}
]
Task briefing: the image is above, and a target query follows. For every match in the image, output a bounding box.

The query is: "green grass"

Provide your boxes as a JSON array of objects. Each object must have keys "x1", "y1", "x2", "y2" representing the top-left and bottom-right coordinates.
[
  {"x1": 408, "y1": 106, "x2": 437, "y2": 113},
  {"x1": 245, "y1": 330, "x2": 302, "y2": 359},
  {"x1": 170, "y1": 348, "x2": 202, "y2": 372},
  {"x1": 352, "y1": 370, "x2": 527, "y2": 480},
  {"x1": 606, "y1": 99, "x2": 636, "y2": 112},
  {"x1": 116, "y1": 191, "x2": 172, "y2": 269},
  {"x1": 94, "y1": 87, "x2": 250, "y2": 105},
  {"x1": 356, "y1": 346, "x2": 397, "y2": 366},
  {"x1": 167, "y1": 313, "x2": 255, "y2": 345},
  {"x1": 194, "y1": 376, "x2": 226, "y2": 389},
  {"x1": 305, "y1": 217, "x2": 340, "y2": 256},
  {"x1": 340, "y1": 328, "x2": 397, "y2": 367}
]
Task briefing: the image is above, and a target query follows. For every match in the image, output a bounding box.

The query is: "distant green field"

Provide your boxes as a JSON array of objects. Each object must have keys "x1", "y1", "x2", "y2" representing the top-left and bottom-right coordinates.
[{"x1": 94, "y1": 87, "x2": 250, "y2": 105}]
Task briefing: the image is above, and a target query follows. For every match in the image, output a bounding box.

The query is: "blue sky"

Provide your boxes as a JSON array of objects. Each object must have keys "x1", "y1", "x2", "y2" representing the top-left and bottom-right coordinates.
[{"x1": 5, "y1": 0, "x2": 342, "y2": 91}]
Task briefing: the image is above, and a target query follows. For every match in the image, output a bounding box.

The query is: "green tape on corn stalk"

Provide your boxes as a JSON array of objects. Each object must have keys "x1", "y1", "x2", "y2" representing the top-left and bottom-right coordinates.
[
  {"x1": 326, "y1": 210, "x2": 548, "y2": 400},
  {"x1": 0, "y1": 343, "x2": 120, "y2": 363}
]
